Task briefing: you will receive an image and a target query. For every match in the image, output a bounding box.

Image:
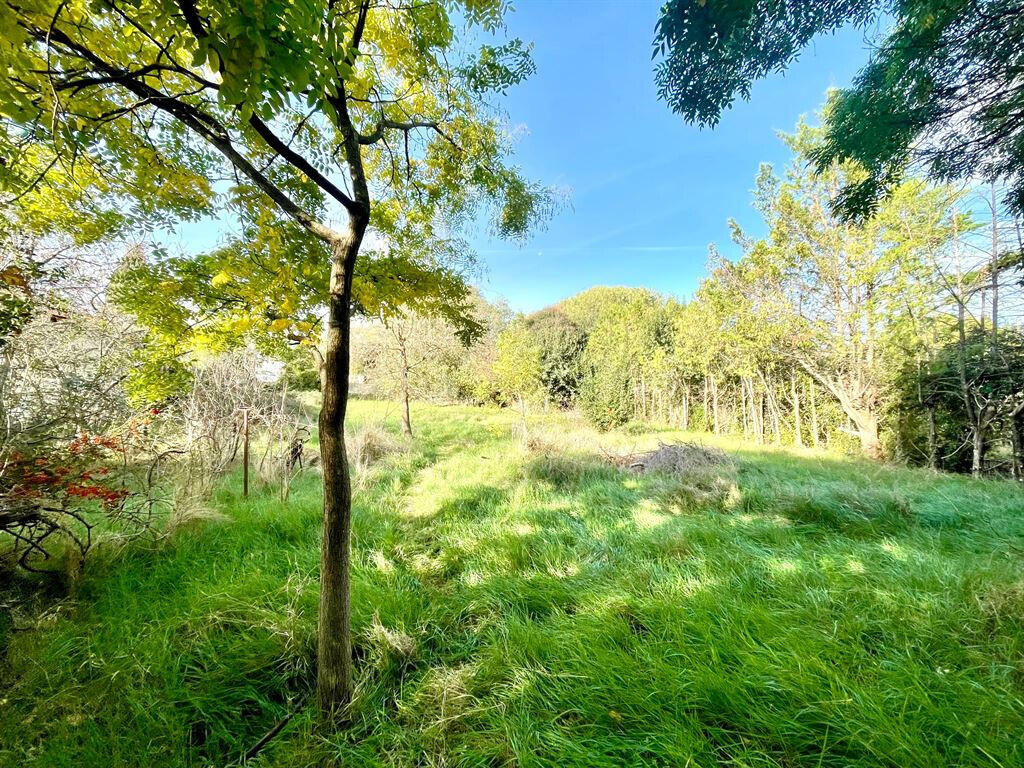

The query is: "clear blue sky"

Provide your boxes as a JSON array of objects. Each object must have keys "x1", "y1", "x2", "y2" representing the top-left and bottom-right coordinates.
[{"x1": 471, "y1": 0, "x2": 873, "y2": 312}]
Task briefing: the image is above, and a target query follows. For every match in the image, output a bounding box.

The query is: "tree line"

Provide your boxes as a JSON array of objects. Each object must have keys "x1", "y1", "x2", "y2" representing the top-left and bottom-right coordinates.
[{"x1": 356, "y1": 116, "x2": 1024, "y2": 477}]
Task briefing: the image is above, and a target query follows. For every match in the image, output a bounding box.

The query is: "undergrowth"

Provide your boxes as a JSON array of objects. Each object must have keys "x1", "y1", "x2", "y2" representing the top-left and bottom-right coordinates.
[{"x1": 2, "y1": 400, "x2": 1023, "y2": 767}]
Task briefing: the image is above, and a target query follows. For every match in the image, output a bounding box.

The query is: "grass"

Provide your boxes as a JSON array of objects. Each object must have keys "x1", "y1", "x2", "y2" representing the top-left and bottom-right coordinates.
[{"x1": 2, "y1": 399, "x2": 1024, "y2": 767}]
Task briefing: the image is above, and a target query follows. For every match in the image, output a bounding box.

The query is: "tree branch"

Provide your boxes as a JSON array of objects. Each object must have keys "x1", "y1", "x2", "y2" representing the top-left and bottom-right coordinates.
[
  {"x1": 248, "y1": 115, "x2": 359, "y2": 214},
  {"x1": 27, "y1": 23, "x2": 342, "y2": 244}
]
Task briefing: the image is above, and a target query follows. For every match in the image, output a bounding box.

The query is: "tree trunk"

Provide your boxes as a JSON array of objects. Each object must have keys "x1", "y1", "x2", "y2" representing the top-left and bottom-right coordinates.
[
  {"x1": 854, "y1": 412, "x2": 882, "y2": 460},
  {"x1": 682, "y1": 386, "x2": 689, "y2": 430},
  {"x1": 990, "y1": 183, "x2": 999, "y2": 349},
  {"x1": 769, "y1": 390, "x2": 781, "y2": 444},
  {"x1": 1009, "y1": 401, "x2": 1024, "y2": 480},
  {"x1": 971, "y1": 424, "x2": 986, "y2": 477},
  {"x1": 703, "y1": 376, "x2": 710, "y2": 432},
  {"x1": 757, "y1": 390, "x2": 766, "y2": 444},
  {"x1": 401, "y1": 386, "x2": 412, "y2": 437},
  {"x1": 711, "y1": 376, "x2": 721, "y2": 435},
  {"x1": 791, "y1": 372, "x2": 803, "y2": 448},
  {"x1": 758, "y1": 370, "x2": 782, "y2": 444},
  {"x1": 751, "y1": 378, "x2": 764, "y2": 444},
  {"x1": 400, "y1": 350, "x2": 413, "y2": 437},
  {"x1": 740, "y1": 379, "x2": 749, "y2": 437},
  {"x1": 317, "y1": 223, "x2": 366, "y2": 721},
  {"x1": 809, "y1": 379, "x2": 819, "y2": 448},
  {"x1": 926, "y1": 405, "x2": 938, "y2": 471}
]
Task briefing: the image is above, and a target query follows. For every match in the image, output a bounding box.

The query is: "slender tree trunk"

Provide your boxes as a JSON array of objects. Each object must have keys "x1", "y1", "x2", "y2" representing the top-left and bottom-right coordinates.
[
  {"x1": 926, "y1": 405, "x2": 939, "y2": 471},
  {"x1": 991, "y1": 183, "x2": 999, "y2": 349},
  {"x1": 703, "y1": 375, "x2": 710, "y2": 432},
  {"x1": 758, "y1": 370, "x2": 782, "y2": 444},
  {"x1": 1009, "y1": 401, "x2": 1024, "y2": 480},
  {"x1": 809, "y1": 379, "x2": 819, "y2": 448},
  {"x1": 400, "y1": 348, "x2": 413, "y2": 437},
  {"x1": 1011, "y1": 425, "x2": 1023, "y2": 481},
  {"x1": 242, "y1": 408, "x2": 250, "y2": 497},
  {"x1": 741, "y1": 379, "x2": 750, "y2": 437},
  {"x1": 711, "y1": 376, "x2": 721, "y2": 434},
  {"x1": 682, "y1": 385, "x2": 690, "y2": 430},
  {"x1": 955, "y1": 277, "x2": 987, "y2": 478},
  {"x1": 401, "y1": 386, "x2": 412, "y2": 437},
  {"x1": 750, "y1": 378, "x2": 763, "y2": 444},
  {"x1": 971, "y1": 422, "x2": 986, "y2": 477},
  {"x1": 791, "y1": 372, "x2": 803, "y2": 448},
  {"x1": 771, "y1": 399, "x2": 781, "y2": 444},
  {"x1": 757, "y1": 390, "x2": 766, "y2": 444},
  {"x1": 317, "y1": 219, "x2": 366, "y2": 721}
]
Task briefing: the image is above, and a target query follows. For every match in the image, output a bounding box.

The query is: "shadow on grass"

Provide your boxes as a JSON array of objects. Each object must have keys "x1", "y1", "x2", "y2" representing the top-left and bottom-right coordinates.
[{"x1": 5, "y1": 405, "x2": 1024, "y2": 768}]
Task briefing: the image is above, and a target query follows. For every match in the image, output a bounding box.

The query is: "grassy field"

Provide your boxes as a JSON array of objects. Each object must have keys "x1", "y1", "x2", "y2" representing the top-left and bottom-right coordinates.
[{"x1": 2, "y1": 399, "x2": 1024, "y2": 767}]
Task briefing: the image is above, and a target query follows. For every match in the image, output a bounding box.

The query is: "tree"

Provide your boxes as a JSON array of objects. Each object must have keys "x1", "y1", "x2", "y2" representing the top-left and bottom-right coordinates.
[
  {"x1": 653, "y1": 0, "x2": 1024, "y2": 219},
  {"x1": 560, "y1": 287, "x2": 670, "y2": 429},
  {"x1": 910, "y1": 327, "x2": 1024, "y2": 475},
  {"x1": 1, "y1": 0, "x2": 548, "y2": 719},
  {"x1": 353, "y1": 308, "x2": 478, "y2": 437},
  {"x1": 351, "y1": 288, "x2": 509, "y2": 413},
  {"x1": 714, "y1": 121, "x2": 961, "y2": 458},
  {"x1": 666, "y1": 302, "x2": 712, "y2": 431},
  {"x1": 451, "y1": 292, "x2": 514, "y2": 404},
  {"x1": 0, "y1": 293, "x2": 165, "y2": 576},
  {"x1": 522, "y1": 307, "x2": 586, "y2": 408},
  {"x1": 493, "y1": 319, "x2": 543, "y2": 436},
  {"x1": 899, "y1": 184, "x2": 1024, "y2": 476}
]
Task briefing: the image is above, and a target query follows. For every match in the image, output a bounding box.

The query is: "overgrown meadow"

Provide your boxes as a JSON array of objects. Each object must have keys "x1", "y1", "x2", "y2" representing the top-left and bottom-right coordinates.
[{"x1": 3, "y1": 400, "x2": 1023, "y2": 767}]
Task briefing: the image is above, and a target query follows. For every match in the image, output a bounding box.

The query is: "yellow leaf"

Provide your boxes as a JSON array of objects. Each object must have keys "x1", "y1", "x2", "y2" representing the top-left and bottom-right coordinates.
[
  {"x1": 270, "y1": 318, "x2": 289, "y2": 332},
  {"x1": 211, "y1": 270, "x2": 231, "y2": 288}
]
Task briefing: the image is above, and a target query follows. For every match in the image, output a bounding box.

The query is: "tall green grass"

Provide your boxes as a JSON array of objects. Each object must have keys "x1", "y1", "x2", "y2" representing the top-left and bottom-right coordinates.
[{"x1": 2, "y1": 400, "x2": 1023, "y2": 767}]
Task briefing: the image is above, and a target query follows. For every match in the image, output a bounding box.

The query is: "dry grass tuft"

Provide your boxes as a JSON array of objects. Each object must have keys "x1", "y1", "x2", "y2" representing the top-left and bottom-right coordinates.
[
  {"x1": 349, "y1": 423, "x2": 403, "y2": 475},
  {"x1": 977, "y1": 580, "x2": 1024, "y2": 626},
  {"x1": 615, "y1": 441, "x2": 740, "y2": 511},
  {"x1": 621, "y1": 441, "x2": 732, "y2": 475},
  {"x1": 401, "y1": 662, "x2": 477, "y2": 740},
  {"x1": 364, "y1": 613, "x2": 418, "y2": 666},
  {"x1": 168, "y1": 489, "x2": 229, "y2": 531}
]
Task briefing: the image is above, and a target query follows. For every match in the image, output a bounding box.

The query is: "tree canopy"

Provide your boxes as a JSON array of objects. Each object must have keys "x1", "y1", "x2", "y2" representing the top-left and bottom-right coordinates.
[
  {"x1": 653, "y1": 0, "x2": 1024, "y2": 219},
  {"x1": 0, "y1": 0, "x2": 551, "y2": 719},
  {"x1": 1, "y1": 0, "x2": 548, "y2": 343}
]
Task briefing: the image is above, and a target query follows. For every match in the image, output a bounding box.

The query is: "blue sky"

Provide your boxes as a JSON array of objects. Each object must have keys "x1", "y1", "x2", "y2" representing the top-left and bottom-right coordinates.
[
  {"x1": 471, "y1": 0, "x2": 874, "y2": 311},
  {"x1": 161, "y1": 1, "x2": 877, "y2": 313}
]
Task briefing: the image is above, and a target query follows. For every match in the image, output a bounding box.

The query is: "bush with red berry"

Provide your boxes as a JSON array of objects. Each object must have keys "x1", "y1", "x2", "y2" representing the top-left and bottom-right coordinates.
[{"x1": 1, "y1": 415, "x2": 166, "y2": 573}]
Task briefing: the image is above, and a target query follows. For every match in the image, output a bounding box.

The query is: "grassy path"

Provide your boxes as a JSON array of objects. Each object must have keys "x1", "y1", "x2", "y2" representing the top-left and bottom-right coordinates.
[{"x1": 2, "y1": 400, "x2": 1024, "y2": 767}]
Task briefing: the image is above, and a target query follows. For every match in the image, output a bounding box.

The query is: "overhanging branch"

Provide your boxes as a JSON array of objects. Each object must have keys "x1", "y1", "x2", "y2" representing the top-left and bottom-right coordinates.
[{"x1": 25, "y1": 22, "x2": 342, "y2": 244}]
